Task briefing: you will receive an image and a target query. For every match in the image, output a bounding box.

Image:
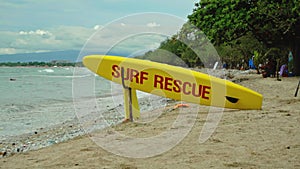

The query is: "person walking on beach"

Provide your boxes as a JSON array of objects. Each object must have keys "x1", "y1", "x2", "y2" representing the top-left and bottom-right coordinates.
[{"x1": 288, "y1": 51, "x2": 294, "y2": 74}]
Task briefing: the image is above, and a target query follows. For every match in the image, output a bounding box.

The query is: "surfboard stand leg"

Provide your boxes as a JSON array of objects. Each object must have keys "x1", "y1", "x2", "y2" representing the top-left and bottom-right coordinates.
[
  {"x1": 128, "y1": 87, "x2": 133, "y2": 121},
  {"x1": 131, "y1": 88, "x2": 140, "y2": 120},
  {"x1": 122, "y1": 87, "x2": 133, "y2": 122},
  {"x1": 121, "y1": 68, "x2": 133, "y2": 122},
  {"x1": 121, "y1": 68, "x2": 140, "y2": 122}
]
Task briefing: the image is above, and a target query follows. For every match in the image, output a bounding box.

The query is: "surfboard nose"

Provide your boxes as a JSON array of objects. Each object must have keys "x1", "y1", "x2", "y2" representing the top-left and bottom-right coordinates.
[{"x1": 83, "y1": 55, "x2": 104, "y2": 73}]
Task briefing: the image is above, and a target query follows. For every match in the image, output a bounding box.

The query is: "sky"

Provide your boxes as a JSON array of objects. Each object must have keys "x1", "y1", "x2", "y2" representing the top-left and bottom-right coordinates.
[{"x1": 0, "y1": 0, "x2": 198, "y2": 56}]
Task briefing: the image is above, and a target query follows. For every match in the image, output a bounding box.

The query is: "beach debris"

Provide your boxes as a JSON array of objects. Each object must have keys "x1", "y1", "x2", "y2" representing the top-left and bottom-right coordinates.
[
  {"x1": 166, "y1": 103, "x2": 190, "y2": 112},
  {"x1": 1, "y1": 151, "x2": 7, "y2": 157},
  {"x1": 122, "y1": 118, "x2": 130, "y2": 123},
  {"x1": 173, "y1": 103, "x2": 190, "y2": 109}
]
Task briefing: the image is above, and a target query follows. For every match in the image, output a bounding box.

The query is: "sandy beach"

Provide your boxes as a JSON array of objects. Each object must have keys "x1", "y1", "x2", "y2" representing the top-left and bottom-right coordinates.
[{"x1": 1, "y1": 72, "x2": 299, "y2": 169}]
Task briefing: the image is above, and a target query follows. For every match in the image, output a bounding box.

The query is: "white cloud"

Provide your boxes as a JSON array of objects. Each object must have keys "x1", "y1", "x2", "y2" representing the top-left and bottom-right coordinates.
[
  {"x1": 19, "y1": 29, "x2": 52, "y2": 36},
  {"x1": 0, "y1": 26, "x2": 96, "y2": 55},
  {"x1": 146, "y1": 22, "x2": 160, "y2": 28},
  {"x1": 0, "y1": 48, "x2": 17, "y2": 54},
  {"x1": 0, "y1": 14, "x2": 186, "y2": 56}
]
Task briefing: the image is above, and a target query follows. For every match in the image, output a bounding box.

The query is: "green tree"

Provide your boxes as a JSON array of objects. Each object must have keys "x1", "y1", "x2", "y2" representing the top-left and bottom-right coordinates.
[
  {"x1": 142, "y1": 22, "x2": 219, "y2": 68},
  {"x1": 189, "y1": 0, "x2": 300, "y2": 75}
]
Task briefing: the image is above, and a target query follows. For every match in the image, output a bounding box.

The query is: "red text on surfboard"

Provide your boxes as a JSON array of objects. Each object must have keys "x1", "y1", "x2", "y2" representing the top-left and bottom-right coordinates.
[
  {"x1": 154, "y1": 75, "x2": 211, "y2": 100},
  {"x1": 112, "y1": 65, "x2": 148, "y2": 84},
  {"x1": 111, "y1": 65, "x2": 210, "y2": 100}
]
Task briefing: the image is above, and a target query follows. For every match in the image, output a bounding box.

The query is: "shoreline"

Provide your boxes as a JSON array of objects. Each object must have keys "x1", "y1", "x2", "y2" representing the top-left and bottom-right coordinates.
[{"x1": 0, "y1": 92, "x2": 168, "y2": 158}]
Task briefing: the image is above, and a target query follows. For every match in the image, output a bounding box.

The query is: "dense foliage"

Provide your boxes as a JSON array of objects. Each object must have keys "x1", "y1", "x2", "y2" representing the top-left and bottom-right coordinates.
[
  {"x1": 143, "y1": 0, "x2": 300, "y2": 74},
  {"x1": 189, "y1": 0, "x2": 299, "y2": 46},
  {"x1": 189, "y1": 0, "x2": 300, "y2": 74}
]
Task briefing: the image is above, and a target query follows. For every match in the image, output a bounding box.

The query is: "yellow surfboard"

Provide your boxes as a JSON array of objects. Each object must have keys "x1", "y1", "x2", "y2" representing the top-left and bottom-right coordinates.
[{"x1": 83, "y1": 55, "x2": 263, "y2": 120}]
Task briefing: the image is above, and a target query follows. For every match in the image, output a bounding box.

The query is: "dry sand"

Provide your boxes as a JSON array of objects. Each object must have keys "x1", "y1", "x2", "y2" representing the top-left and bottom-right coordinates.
[{"x1": 1, "y1": 73, "x2": 299, "y2": 169}]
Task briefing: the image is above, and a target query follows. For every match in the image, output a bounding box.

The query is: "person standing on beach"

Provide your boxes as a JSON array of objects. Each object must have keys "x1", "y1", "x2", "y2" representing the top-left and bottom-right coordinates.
[{"x1": 288, "y1": 51, "x2": 294, "y2": 74}]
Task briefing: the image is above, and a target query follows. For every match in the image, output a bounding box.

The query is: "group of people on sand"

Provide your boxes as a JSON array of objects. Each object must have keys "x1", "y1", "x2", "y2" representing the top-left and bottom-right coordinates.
[
  {"x1": 260, "y1": 51, "x2": 294, "y2": 78},
  {"x1": 222, "y1": 51, "x2": 295, "y2": 78}
]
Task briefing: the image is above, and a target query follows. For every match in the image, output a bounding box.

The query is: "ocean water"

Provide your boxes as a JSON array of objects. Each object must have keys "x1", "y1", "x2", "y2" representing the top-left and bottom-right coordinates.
[{"x1": 0, "y1": 67, "x2": 114, "y2": 138}]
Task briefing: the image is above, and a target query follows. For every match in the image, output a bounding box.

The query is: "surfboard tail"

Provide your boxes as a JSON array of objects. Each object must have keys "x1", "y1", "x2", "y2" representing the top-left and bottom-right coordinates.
[{"x1": 123, "y1": 88, "x2": 140, "y2": 121}]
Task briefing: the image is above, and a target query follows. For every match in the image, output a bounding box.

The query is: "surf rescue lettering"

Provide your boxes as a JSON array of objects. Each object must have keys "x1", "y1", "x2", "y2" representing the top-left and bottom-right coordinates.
[{"x1": 111, "y1": 65, "x2": 211, "y2": 100}]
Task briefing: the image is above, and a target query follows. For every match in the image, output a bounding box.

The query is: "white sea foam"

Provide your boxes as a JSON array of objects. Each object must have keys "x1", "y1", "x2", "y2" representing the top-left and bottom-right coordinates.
[{"x1": 38, "y1": 68, "x2": 54, "y2": 73}]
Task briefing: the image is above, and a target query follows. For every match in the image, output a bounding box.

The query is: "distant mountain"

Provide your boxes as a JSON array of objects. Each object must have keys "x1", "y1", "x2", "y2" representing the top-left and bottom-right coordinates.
[
  {"x1": 0, "y1": 50, "x2": 81, "y2": 63},
  {"x1": 0, "y1": 50, "x2": 136, "y2": 63}
]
